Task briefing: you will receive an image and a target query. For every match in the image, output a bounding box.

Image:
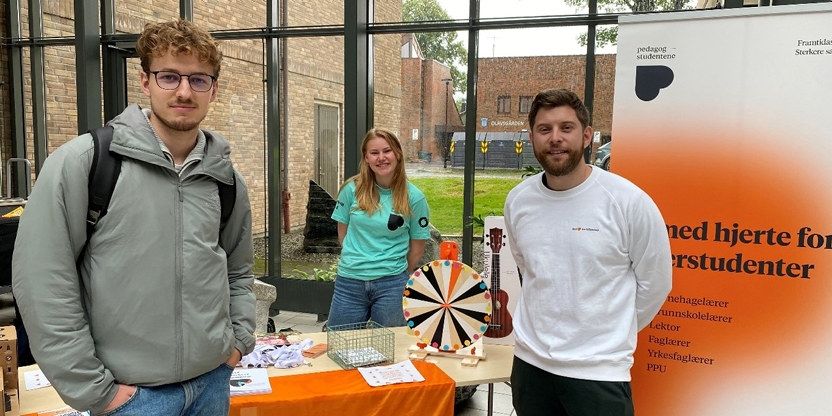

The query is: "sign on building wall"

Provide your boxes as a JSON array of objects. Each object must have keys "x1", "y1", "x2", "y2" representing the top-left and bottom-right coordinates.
[{"x1": 612, "y1": 4, "x2": 832, "y2": 415}]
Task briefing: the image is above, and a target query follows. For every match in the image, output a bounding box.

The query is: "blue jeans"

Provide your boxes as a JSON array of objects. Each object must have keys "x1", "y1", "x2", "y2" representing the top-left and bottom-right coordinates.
[
  {"x1": 326, "y1": 272, "x2": 409, "y2": 328},
  {"x1": 98, "y1": 363, "x2": 234, "y2": 416}
]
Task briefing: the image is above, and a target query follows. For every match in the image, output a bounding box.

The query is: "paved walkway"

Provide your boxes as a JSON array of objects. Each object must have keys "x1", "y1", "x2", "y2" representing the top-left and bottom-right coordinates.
[{"x1": 405, "y1": 162, "x2": 527, "y2": 179}]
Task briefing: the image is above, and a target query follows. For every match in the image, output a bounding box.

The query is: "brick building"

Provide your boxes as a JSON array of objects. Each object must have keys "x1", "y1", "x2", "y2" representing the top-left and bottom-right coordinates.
[
  {"x1": 2, "y1": 6, "x2": 618, "y2": 233},
  {"x1": 399, "y1": 33, "x2": 464, "y2": 164},
  {"x1": 0, "y1": 1, "x2": 402, "y2": 236},
  {"x1": 450, "y1": 54, "x2": 617, "y2": 168},
  {"x1": 476, "y1": 54, "x2": 616, "y2": 137}
]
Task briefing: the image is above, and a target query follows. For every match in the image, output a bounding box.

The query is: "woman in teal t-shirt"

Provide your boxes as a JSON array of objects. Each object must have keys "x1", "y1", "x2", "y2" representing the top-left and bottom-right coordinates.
[{"x1": 326, "y1": 128, "x2": 431, "y2": 328}]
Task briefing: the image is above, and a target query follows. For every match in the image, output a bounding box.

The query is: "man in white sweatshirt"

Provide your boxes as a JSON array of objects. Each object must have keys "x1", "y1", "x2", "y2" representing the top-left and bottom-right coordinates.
[{"x1": 504, "y1": 89, "x2": 671, "y2": 416}]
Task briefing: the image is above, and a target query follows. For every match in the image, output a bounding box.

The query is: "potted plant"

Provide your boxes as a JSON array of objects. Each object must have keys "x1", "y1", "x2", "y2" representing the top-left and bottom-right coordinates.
[{"x1": 265, "y1": 263, "x2": 337, "y2": 322}]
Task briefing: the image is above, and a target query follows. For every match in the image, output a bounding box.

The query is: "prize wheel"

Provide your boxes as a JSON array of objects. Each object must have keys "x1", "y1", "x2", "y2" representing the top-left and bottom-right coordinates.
[{"x1": 403, "y1": 260, "x2": 492, "y2": 352}]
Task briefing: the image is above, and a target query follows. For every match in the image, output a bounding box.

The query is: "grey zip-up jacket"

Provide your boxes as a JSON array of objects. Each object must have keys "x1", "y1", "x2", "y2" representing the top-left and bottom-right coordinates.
[{"x1": 12, "y1": 104, "x2": 256, "y2": 414}]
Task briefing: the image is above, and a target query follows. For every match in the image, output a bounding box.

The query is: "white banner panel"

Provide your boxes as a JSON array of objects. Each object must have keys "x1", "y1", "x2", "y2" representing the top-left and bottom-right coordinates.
[{"x1": 613, "y1": 4, "x2": 832, "y2": 415}]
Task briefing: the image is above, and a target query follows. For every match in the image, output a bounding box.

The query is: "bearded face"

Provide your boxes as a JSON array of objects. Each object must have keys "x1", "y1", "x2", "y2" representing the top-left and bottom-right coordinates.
[{"x1": 530, "y1": 106, "x2": 590, "y2": 179}]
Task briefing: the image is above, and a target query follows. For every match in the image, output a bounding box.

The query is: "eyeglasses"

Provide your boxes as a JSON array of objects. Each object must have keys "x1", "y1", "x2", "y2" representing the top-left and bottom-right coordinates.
[{"x1": 149, "y1": 70, "x2": 217, "y2": 92}]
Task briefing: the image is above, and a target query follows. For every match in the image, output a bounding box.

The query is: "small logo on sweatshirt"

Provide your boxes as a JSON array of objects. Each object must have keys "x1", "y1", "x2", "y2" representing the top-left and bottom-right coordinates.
[{"x1": 572, "y1": 227, "x2": 600, "y2": 232}]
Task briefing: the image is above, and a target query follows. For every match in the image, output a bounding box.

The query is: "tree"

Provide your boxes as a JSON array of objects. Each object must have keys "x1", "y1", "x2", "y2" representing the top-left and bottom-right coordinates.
[
  {"x1": 402, "y1": 0, "x2": 467, "y2": 94},
  {"x1": 565, "y1": 0, "x2": 694, "y2": 47}
]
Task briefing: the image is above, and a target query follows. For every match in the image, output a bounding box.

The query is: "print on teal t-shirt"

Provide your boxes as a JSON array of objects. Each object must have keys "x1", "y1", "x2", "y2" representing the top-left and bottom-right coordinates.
[{"x1": 332, "y1": 180, "x2": 430, "y2": 280}]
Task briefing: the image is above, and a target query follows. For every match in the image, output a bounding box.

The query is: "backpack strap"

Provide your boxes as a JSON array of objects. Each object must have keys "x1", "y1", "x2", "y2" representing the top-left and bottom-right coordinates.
[
  {"x1": 87, "y1": 126, "x2": 122, "y2": 242},
  {"x1": 217, "y1": 177, "x2": 236, "y2": 230},
  {"x1": 203, "y1": 129, "x2": 236, "y2": 232},
  {"x1": 77, "y1": 126, "x2": 121, "y2": 266}
]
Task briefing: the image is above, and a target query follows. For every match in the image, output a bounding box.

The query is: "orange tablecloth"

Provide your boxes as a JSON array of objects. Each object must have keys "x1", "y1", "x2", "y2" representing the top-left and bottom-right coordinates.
[{"x1": 230, "y1": 360, "x2": 454, "y2": 416}]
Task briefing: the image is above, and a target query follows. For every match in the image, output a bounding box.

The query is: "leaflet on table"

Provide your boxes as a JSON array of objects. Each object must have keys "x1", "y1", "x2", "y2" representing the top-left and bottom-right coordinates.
[
  {"x1": 24, "y1": 369, "x2": 52, "y2": 390},
  {"x1": 36, "y1": 408, "x2": 90, "y2": 416},
  {"x1": 229, "y1": 367, "x2": 272, "y2": 396},
  {"x1": 357, "y1": 360, "x2": 425, "y2": 387}
]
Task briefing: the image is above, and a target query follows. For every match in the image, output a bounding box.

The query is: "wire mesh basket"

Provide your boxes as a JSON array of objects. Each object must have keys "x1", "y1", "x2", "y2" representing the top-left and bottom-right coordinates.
[{"x1": 326, "y1": 321, "x2": 395, "y2": 369}]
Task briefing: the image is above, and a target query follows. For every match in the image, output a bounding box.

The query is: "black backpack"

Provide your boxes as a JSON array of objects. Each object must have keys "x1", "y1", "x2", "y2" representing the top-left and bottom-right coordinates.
[{"x1": 85, "y1": 126, "x2": 236, "y2": 246}]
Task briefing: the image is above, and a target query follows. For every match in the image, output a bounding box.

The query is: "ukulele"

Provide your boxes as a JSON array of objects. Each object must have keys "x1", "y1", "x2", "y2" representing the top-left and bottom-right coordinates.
[{"x1": 484, "y1": 227, "x2": 513, "y2": 338}]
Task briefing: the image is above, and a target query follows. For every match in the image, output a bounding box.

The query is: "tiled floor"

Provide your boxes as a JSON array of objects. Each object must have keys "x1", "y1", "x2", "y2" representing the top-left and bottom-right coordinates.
[
  {"x1": 270, "y1": 311, "x2": 516, "y2": 415},
  {"x1": 456, "y1": 383, "x2": 516, "y2": 416}
]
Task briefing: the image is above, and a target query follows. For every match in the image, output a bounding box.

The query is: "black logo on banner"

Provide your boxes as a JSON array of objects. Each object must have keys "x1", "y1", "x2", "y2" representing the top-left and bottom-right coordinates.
[
  {"x1": 388, "y1": 214, "x2": 405, "y2": 231},
  {"x1": 635, "y1": 65, "x2": 674, "y2": 101}
]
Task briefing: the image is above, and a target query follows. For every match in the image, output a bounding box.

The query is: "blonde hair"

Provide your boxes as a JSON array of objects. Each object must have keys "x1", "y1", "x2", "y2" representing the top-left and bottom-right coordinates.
[
  {"x1": 346, "y1": 128, "x2": 411, "y2": 217},
  {"x1": 137, "y1": 19, "x2": 222, "y2": 77}
]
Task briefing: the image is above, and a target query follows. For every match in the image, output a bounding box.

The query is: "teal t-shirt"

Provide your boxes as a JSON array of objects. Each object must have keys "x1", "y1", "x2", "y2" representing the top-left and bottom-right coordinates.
[{"x1": 331, "y1": 180, "x2": 431, "y2": 280}]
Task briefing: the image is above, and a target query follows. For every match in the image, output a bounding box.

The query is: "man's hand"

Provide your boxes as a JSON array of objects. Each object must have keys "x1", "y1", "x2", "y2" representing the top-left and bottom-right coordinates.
[
  {"x1": 226, "y1": 348, "x2": 242, "y2": 368},
  {"x1": 102, "y1": 384, "x2": 137, "y2": 413}
]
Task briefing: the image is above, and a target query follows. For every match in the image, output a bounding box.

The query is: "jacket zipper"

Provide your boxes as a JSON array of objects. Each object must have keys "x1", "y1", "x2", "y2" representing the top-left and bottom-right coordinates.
[{"x1": 175, "y1": 180, "x2": 184, "y2": 381}]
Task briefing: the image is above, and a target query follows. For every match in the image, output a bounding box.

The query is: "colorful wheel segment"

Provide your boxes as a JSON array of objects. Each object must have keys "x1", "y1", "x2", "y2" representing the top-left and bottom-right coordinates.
[{"x1": 402, "y1": 260, "x2": 492, "y2": 352}]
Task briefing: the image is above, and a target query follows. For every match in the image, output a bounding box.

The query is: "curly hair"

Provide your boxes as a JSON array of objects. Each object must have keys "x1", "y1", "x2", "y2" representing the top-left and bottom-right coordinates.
[{"x1": 136, "y1": 19, "x2": 222, "y2": 77}]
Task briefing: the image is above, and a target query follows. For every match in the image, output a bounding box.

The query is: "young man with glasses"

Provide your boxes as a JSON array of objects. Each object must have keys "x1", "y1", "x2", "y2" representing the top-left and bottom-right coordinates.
[{"x1": 13, "y1": 20, "x2": 255, "y2": 415}]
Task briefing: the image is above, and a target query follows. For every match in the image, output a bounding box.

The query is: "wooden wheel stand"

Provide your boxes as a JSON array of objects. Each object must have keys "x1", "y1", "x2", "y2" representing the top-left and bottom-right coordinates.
[{"x1": 408, "y1": 338, "x2": 487, "y2": 367}]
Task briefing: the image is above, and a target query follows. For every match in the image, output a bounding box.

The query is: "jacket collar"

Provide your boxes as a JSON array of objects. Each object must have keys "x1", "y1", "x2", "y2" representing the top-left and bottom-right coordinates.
[{"x1": 106, "y1": 104, "x2": 235, "y2": 183}]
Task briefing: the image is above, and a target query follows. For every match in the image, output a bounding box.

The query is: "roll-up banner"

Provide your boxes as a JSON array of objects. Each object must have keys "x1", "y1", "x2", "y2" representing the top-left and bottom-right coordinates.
[{"x1": 612, "y1": 4, "x2": 832, "y2": 415}]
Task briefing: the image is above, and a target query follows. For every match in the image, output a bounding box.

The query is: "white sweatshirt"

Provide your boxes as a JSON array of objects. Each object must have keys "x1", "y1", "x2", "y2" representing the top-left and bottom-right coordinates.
[{"x1": 504, "y1": 167, "x2": 671, "y2": 382}]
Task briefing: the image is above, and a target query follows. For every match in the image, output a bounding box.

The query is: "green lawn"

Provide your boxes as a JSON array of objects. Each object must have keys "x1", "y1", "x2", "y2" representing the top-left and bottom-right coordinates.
[{"x1": 411, "y1": 176, "x2": 523, "y2": 235}]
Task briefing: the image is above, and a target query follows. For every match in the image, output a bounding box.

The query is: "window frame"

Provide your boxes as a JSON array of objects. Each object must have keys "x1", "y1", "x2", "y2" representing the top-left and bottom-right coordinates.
[
  {"x1": 519, "y1": 95, "x2": 533, "y2": 114},
  {"x1": 497, "y1": 95, "x2": 511, "y2": 114}
]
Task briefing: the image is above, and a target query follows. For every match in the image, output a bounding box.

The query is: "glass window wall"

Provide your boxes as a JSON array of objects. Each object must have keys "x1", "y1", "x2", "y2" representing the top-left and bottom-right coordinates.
[
  {"x1": 373, "y1": 30, "x2": 469, "y2": 241},
  {"x1": 279, "y1": 35, "x2": 345, "y2": 279},
  {"x1": 2, "y1": 0, "x2": 707, "y2": 279},
  {"x1": 480, "y1": 0, "x2": 588, "y2": 19},
  {"x1": 377, "y1": 0, "x2": 469, "y2": 23}
]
